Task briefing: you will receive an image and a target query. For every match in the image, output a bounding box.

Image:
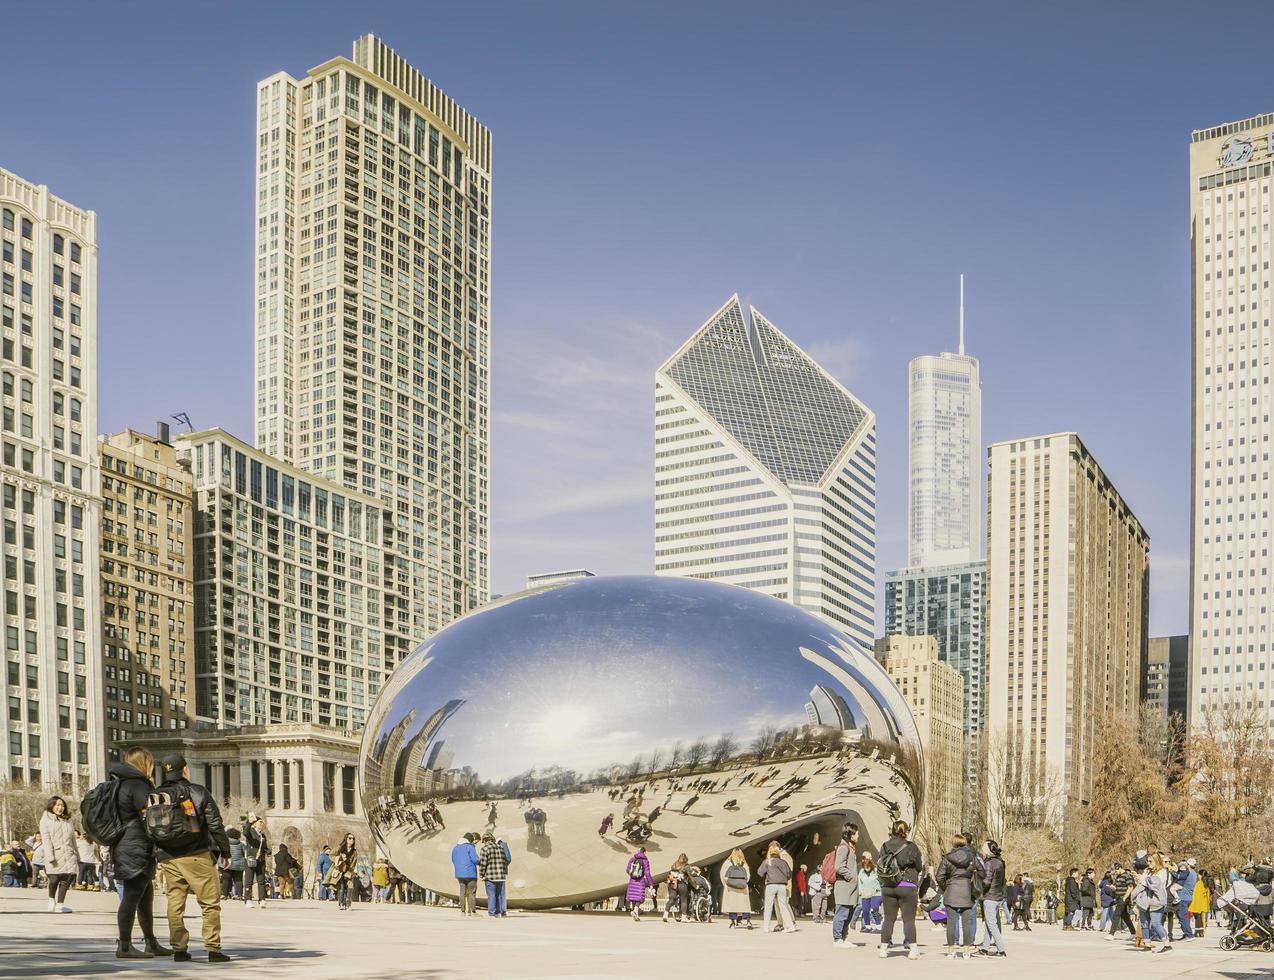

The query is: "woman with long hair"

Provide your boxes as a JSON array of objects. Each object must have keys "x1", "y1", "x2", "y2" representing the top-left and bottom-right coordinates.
[
  {"x1": 663, "y1": 853, "x2": 690, "y2": 923},
  {"x1": 721, "y1": 847, "x2": 753, "y2": 929},
  {"x1": 1134, "y1": 852, "x2": 1171, "y2": 954},
  {"x1": 758, "y1": 840, "x2": 798, "y2": 934},
  {"x1": 858, "y1": 853, "x2": 882, "y2": 933},
  {"x1": 112, "y1": 746, "x2": 171, "y2": 959},
  {"x1": 333, "y1": 833, "x2": 358, "y2": 910},
  {"x1": 877, "y1": 819, "x2": 923, "y2": 959},
  {"x1": 39, "y1": 796, "x2": 77, "y2": 912}
]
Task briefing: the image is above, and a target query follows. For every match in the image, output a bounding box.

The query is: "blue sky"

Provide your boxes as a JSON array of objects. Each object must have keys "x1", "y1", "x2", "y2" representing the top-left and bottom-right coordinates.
[{"x1": 5, "y1": 0, "x2": 1272, "y2": 635}]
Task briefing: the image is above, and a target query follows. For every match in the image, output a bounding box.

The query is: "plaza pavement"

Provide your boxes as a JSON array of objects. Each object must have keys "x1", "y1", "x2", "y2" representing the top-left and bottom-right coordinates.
[{"x1": 0, "y1": 886, "x2": 1266, "y2": 979}]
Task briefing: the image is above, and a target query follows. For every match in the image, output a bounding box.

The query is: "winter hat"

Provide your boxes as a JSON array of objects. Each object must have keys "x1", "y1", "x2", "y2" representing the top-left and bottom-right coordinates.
[{"x1": 159, "y1": 753, "x2": 186, "y2": 775}]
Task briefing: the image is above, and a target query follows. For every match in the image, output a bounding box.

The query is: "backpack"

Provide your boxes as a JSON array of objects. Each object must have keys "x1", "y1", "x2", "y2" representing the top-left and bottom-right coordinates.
[
  {"x1": 725, "y1": 864, "x2": 749, "y2": 888},
  {"x1": 970, "y1": 857, "x2": 986, "y2": 900},
  {"x1": 143, "y1": 787, "x2": 202, "y2": 851},
  {"x1": 818, "y1": 849, "x2": 837, "y2": 884},
  {"x1": 629, "y1": 857, "x2": 646, "y2": 880},
  {"x1": 876, "y1": 840, "x2": 904, "y2": 885},
  {"x1": 80, "y1": 779, "x2": 127, "y2": 847}
]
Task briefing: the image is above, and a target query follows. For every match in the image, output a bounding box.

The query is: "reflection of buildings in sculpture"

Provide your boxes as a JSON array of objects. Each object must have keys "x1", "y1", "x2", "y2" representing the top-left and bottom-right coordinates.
[
  {"x1": 804, "y1": 685, "x2": 853, "y2": 730},
  {"x1": 392, "y1": 698, "x2": 465, "y2": 792},
  {"x1": 364, "y1": 708, "x2": 417, "y2": 793}
]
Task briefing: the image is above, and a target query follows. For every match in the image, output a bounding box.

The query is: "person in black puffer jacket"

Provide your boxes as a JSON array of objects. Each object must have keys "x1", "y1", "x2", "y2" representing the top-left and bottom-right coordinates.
[
  {"x1": 110, "y1": 747, "x2": 169, "y2": 960},
  {"x1": 935, "y1": 833, "x2": 983, "y2": 959},
  {"x1": 979, "y1": 840, "x2": 1007, "y2": 956}
]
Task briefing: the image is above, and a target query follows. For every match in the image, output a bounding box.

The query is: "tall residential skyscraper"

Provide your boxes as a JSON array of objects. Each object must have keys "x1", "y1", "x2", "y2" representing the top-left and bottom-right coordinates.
[
  {"x1": 1144, "y1": 635, "x2": 1189, "y2": 721},
  {"x1": 907, "y1": 276, "x2": 982, "y2": 568},
  {"x1": 654, "y1": 296, "x2": 876, "y2": 646},
  {"x1": 884, "y1": 560, "x2": 986, "y2": 743},
  {"x1": 99, "y1": 427, "x2": 195, "y2": 759},
  {"x1": 0, "y1": 169, "x2": 102, "y2": 790},
  {"x1": 1189, "y1": 114, "x2": 1274, "y2": 726},
  {"x1": 255, "y1": 35, "x2": 491, "y2": 665},
  {"x1": 181, "y1": 429, "x2": 408, "y2": 731},
  {"x1": 987, "y1": 434, "x2": 1149, "y2": 809}
]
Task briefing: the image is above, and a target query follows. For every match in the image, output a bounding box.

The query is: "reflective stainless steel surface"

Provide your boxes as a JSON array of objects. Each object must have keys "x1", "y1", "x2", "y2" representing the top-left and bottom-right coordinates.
[{"x1": 360, "y1": 575, "x2": 921, "y2": 909}]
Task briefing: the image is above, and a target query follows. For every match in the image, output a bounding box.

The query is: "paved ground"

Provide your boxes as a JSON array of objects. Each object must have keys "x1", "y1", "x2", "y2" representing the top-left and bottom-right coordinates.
[{"x1": 0, "y1": 887, "x2": 1267, "y2": 979}]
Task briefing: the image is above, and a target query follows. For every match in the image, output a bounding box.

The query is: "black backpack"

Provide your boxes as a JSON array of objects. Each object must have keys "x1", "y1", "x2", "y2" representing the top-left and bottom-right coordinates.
[
  {"x1": 143, "y1": 787, "x2": 202, "y2": 851},
  {"x1": 877, "y1": 840, "x2": 904, "y2": 885},
  {"x1": 81, "y1": 779, "x2": 126, "y2": 847}
]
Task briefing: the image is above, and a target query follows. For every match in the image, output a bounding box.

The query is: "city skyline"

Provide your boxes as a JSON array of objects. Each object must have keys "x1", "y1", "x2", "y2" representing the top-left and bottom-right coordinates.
[{"x1": 7, "y1": 3, "x2": 1274, "y2": 638}]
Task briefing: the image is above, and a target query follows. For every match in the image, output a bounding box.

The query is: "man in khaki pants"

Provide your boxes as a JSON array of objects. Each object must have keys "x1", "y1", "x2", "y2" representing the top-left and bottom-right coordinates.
[{"x1": 152, "y1": 754, "x2": 233, "y2": 963}]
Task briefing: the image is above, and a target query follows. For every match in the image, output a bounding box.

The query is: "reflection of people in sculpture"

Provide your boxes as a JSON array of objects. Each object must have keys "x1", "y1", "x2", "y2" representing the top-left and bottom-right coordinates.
[
  {"x1": 722, "y1": 799, "x2": 739, "y2": 810},
  {"x1": 598, "y1": 814, "x2": 614, "y2": 836},
  {"x1": 427, "y1": 802, "x2": 444, "y2": 829},
  {"x1": 485, "y1": 802, "x2": 498, "y2": 829},
  {"x1": 625, "y1": 847, "x2": 653, "y2": 922},
  {"x1": 680, "y1": 794, "x2": 700, "y2": 814},
  {"x1": 622, "y1": 794, "x2": 641, "y2": 819}
]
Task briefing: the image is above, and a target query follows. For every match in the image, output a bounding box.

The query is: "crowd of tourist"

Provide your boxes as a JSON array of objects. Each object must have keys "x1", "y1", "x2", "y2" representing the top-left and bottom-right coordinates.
[{"x1": 7, "y1": 755, "x2": 1273, "y2": 966}]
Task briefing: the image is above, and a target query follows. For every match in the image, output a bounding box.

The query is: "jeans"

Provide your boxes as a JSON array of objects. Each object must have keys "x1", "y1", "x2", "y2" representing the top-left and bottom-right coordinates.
[
  {"x1": 946, "y1": 905, "x2": 976, "y2": 948},
  {"x1": 981, "y1": 898, "x2": 1004, "y2": 952},
  {"x1": 1177, "y1": 902, "x2": 1195, "y2": 938},
  {"x1": 242, "y1": 865, "x2": 267, "y2": 902},
  {"x1": 1099, "y1": 905, "x2": 1112, "y2": 931},
  {"x1": 860, "y1": 895, "x2": 882, "y2": 929},
  {"x1": 1069, "y1": 907, "x2": 1083, "y2": 927},
  {"x1": 880, "y1": 885, "x2": 918, "y2": 947},
  {"x1": 485, "y1": 879, "x2": 506, "y2": 915},
  {"x1": 763, "y1": 883, "x2": 796, "y2": 932},
  {"x1": 1139, "y1": 907, "x2": 1167, "y2": 943},
  {"x1": 831, "y1": 902, "x2": 855, "y2": 941}
]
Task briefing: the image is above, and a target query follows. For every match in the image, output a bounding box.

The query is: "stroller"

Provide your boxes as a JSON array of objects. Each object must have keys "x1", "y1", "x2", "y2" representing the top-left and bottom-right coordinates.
[{"x1": 1217, "y1": 879, "x2": 1274, "y2": 951}]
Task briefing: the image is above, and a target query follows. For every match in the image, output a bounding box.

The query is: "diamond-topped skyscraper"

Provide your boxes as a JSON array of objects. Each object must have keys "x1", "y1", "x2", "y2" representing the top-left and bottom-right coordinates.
[
  {"x1": 253, "y1": 36, "x2": 491, "y2": 663},
  {"x1": 654, "y1": 296, "x2": 876, "y2": 647}
]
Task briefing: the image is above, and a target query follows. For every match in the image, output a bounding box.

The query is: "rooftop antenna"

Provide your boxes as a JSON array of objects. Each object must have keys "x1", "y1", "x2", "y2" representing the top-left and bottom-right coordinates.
[
  {"x1": 171, "y1": 412, "x2": 193, "y2": 433},
  {"x1": 958, "y1": 273, "x2": 965, "y2": 356}
]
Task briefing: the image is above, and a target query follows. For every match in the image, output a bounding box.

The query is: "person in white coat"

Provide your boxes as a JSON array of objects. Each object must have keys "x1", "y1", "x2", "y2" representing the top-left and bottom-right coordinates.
[{"x1": 39, "y1": 796, "x2": 78, "y2": 912}]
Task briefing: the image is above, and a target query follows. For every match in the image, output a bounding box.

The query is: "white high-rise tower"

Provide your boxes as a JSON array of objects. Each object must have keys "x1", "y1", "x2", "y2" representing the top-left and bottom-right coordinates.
[
  {"x1": 254, "y1": 36, "x2": 491, "y2": 663},
  {"x1": 654, "y1": 296, "x2": 877, "y2": 647},
  {"x1": 907, "y1": 276, "x2": 982, "y2": 567},
  {"x1": 1189, "y1": 113, "x2": 1274, "y2": 726}
]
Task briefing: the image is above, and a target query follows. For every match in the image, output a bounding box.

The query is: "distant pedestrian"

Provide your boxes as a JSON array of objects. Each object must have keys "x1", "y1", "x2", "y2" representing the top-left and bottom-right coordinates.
[
  {"x1": 598, "y1": 814, "x2": 614, "y2": 836},
  {"x1": 39, "y1": 796, "x2": 78, "y2": 913},
  {"x1": 858, "y1": 854, "x2": 882, "y2": 932},
  {"x1": 978, "y1": 840, "x2": 1006, "y2": 957},
  {"x1": 721, "y1": 848, "x2": 754, "y2": 929},
  {"x1": 331, "y1": 834, "x2": 358, "y2": 910},
  {"x1": 625, "y1": 846, "x2": 653, "y2": 921},
  {"x1": 314, "y1": 845, "x2": 332, "y2": 901},
  {"x1": 479, "y1": 832, "x2": 509, "y2": 917},
  {"x1": 758, "y1": 841, "x2": 798, "y2": 934},
  {"x1": 241, "y1": 814, "x2": 269, "y2": 907},
  {"x1": 831, "y1": 822, "x2": 860, "y2": 944},
  {"x1": 935, "y1": 832, "x2": 981, "y2": 960},
  {"x1": 451, "y1": 833, "x2": 479, "y2": 915},
  {"x1": 221, "y1": 829, "x2": 245, "y2": 899}
]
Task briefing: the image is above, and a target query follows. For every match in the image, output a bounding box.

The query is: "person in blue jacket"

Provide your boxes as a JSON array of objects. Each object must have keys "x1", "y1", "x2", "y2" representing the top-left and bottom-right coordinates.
[
  {"x1": 451, "y1": 833, "x2": 480, "y2": 915},
  {"x1": 315, "y1": 845, "x2": 334, "y2": 901},
  {"x1": 1172, "y1": 859, "x2": 1198, "y2": 939}
]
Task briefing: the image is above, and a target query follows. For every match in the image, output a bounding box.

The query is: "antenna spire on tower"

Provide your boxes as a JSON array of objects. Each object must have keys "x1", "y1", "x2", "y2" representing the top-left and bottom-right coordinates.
[{"x1": 958, "y1": 274, "x2": 965, "y2": 356}]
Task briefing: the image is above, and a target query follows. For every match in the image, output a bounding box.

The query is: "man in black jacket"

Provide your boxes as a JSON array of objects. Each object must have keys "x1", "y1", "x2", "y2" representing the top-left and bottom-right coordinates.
[
  {"x1": 154, "y1": 754, "x2": 232, "y2": 963},
  {"x1": 1063, "y1": 868, "x2": 1082, "y2": 930}
]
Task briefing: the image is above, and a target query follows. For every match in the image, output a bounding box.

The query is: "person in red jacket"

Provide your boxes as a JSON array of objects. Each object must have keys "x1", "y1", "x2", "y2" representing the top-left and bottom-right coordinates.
[{"x1": 794, "y1": 864, "x2": 809, "y2": 916}]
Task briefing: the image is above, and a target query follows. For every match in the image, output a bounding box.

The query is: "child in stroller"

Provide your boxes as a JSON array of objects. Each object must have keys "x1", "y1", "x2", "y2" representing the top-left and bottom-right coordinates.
[{"x1": 1216, "y1": 878, "x2": 1274, "y2": 951}]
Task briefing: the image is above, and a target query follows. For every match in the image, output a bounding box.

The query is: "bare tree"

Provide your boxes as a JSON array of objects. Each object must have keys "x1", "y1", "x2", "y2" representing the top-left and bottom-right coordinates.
[
  {"x1": 750, "y1": 727, "x2": 778, "y2": 758},
  {"x1": 684, "y1": 740, "x2": 709, "y2": 770},
  {"x1": 668, "y1": 741, "x2": 686, "y2": 769},
  {"x1": 710, "y1": 733, "x2": 738, "y2": 767}
]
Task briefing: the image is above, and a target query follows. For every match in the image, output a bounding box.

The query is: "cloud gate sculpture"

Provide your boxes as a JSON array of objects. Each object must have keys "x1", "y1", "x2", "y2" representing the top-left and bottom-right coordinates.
[{"x1": 360, "y1": 575, "x2": 922, "y2": 909}]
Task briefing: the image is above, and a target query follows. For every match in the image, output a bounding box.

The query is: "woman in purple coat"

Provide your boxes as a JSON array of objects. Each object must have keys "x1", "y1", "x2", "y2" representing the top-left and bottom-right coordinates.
[{"x1": 626, "y1": 846, "x2": 653, "y2": 921}]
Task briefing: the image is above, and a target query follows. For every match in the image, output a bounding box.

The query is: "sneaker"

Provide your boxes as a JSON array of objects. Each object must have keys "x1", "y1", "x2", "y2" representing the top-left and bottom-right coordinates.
[
  {"x1": 208, "y1": 951, "x2": 232, "y2": 963},
  {"x1": 1103, "y1": 933, "x2": 1115, "y2": 941},
  {"x1": 174, "y1": 951, "x2": 192, "y2": 962},
  {"x1": 878, "y1": 946, "x2": 889, "y2": 958},
  {"x1": 963, "y1": 950, "x2": 974, "y2": 960},
  {"x1": 46, "y1": 899, "x2": 55, "y2": 912},
  {"x1": 907, "y1": 947, "x2": 921, "y2": 960},
  {"x1": 57, "y1": 904, "x2": 73, "y2": 913}
]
